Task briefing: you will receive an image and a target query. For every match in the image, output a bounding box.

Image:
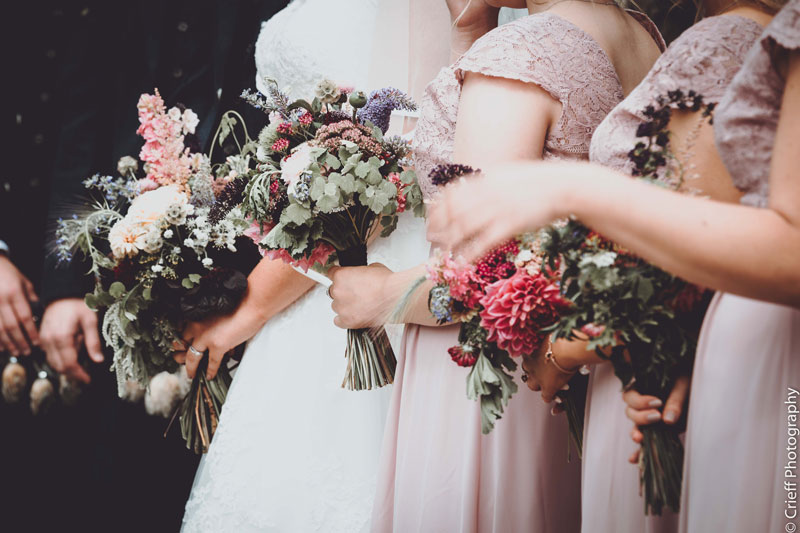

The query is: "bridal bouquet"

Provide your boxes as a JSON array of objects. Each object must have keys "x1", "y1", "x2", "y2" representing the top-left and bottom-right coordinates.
[
  {"x1": 55, "y1": 91, "x2": 255, "y2": 453},
  {"x1": 541, "y1": 89, "x2": 713, "y2": 514},
  {"x1": 423, "y1": 165, "x2": 586, "y2": 448},
  {"x1": 213, "y1": 80, "x2": 424, "y2": 390}
]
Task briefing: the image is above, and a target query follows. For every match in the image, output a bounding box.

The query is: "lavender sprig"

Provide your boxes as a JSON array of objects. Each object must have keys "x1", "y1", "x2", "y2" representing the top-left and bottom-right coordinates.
[
  {"x1": 429, "y1": 164, "x2": 477, "y2": 187},
  {"x1": 357, "y1": 88, "x2": 416, "y2": 134}
]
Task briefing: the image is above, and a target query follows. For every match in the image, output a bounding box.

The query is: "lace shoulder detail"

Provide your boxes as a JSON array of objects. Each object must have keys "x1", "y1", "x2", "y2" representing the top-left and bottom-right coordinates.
[
  {"x1": 413, "y1": 13, "x2": 624, "y2": 198},
  {"x1": 762, "y1": 0, "x2": 800, "y2": 56},
  {"x1": 646, "y1": 15, "x2": 763, "y2": 104}
]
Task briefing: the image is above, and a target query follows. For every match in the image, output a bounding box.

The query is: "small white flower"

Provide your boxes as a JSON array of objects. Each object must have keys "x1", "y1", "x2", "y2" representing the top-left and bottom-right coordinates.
[
  {"x1": 141, "y1": 228, "x2": 163, "y2": 254},
  {"x1": 172, "y1": 247, "x2": 181, "y2": 255},
  {"x1": 184, "y1": 238, "x2": 195, "y2": 247},
  {"x1": 151, "y1": 264, "x2": 164, "y2": 273},
  {"x1": 516, "y1": 249, "x2": 534, "y2": 263},
  {"x1": 182, "y1": 109, "x2": 199, "y2": 134},
  {"x1": 163, "y1": 229, "x2": 174, "y2": 239},
  {"x1": 202, "y1": 257, "x2": 214, "y2": 267},
  {"x1": 579, "y1": 250, "x2": 618, "y2": 269},
  {"x1": 167, "y1": 107, "x2": 182, "y2": 122}
]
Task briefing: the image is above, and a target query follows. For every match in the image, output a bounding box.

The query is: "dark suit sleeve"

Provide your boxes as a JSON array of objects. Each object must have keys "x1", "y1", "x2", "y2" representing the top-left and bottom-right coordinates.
[{"x1": 41, "y1": 4, "x2": 113, "y2": 305}]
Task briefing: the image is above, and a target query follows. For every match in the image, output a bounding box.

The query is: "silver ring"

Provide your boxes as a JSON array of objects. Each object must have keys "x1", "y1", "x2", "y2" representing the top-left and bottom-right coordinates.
[
  {"x1": 188, "y1": 345, "x2": 203, "y2": 357},
  {"x1": 326, "y1": 286, "x2": 332, "y2": 299}
]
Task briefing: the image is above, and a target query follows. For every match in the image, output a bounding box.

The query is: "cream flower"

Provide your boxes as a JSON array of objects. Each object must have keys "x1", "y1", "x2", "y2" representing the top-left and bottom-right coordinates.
[
  {"x1": 281, "y1": 143, "x2": 314, "y2": 195},
  {"x1": 127, "y1": 185, "x2": 188, "y2": 226},
  {"x1": 108, "y1": 219, "x2": 148, "y2": 259}
]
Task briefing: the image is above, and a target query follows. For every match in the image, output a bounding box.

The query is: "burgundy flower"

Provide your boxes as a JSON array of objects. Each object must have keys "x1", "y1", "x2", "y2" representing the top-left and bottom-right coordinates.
[
  {"x1": 479, "y1": 269, "x2": 567, "y2": 357},
  {"x1": 298, "y1": 112, "x2": 313, "y2": 126},
  {"x1": 277, "y1": 122, "x2": 293, "y2": 134},
  {"x1": 271, "y1": 138, "x2": 290, "y2": 152},
  {"x1": 475, "y1": 240, "x2": 519, "y2": 284},
  {"x1": 448, "y1": 345, "x2": 477, "y2": 367}
]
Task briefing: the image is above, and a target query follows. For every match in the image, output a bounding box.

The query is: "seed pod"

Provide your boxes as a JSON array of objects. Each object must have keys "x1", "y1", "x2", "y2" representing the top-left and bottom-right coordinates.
[
  {"x1": 349, "y1": 91, "x2": 367, "y2": 109},
  {"x1": 2, "y1": 359, "x2": 27, "y2": 403}
]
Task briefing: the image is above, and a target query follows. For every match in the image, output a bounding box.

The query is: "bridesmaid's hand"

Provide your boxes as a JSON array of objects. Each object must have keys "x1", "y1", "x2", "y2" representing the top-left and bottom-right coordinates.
[
  {"x1": 521, "y1": 340, "x2": 577, "y2": 404},
  {"x1": 328, "y1": 264, "x2": 393, "y2": 329},
  {"x1": 426, "y1": 162, "x2": 567, "y2": 260},
  {"x1": 622, "y1": 375, "x2": 690, "y2": 464}
]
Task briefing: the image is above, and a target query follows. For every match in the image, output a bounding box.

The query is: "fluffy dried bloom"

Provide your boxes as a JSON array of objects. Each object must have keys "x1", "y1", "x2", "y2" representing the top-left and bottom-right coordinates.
[
  {"x1": 479, "y1": 270, "x2": 567, "y2": 357},
  {"x1": 2, "y1": 361, "x2": 26, "y2": 403},
  {"x1": 144, "y1": 371, "x2": 183, "y2": 418},
  {"x1": 30, "y1": 377, "x2": 55, "y2": 415}
]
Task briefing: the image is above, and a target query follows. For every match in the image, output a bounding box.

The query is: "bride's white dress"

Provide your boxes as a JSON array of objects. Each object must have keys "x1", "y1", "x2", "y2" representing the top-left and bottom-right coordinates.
[{"x1": 181, "y1": 1, "x2": 429, "y2": 531}]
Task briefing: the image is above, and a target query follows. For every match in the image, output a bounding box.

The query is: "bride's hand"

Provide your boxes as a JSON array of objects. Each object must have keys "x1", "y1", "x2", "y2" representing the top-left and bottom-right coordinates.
[
  {"x1": 174, "y1": 300, "x2": 269, "y2": 380},
  {"x1": 328, "y1": 264, "x2": 393, "y2": 329},
  {"x1": 426, "y1": 161, "x2": 572, "y2": 261}
]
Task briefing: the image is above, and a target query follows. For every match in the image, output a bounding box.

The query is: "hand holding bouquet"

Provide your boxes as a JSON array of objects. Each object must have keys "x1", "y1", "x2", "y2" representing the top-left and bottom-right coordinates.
[
  {"x1": 217, "y1": 80, "x2": 424, "y2": 390},
  {"x1": 422, "y1": 165, "x2": 587, "y2": 449},
  {"x1": 541, "y1": 89, "x2": 714, "y2": 514},
  {"x1": 55, "y1": 91, "x2": 255, "y2": 453}
]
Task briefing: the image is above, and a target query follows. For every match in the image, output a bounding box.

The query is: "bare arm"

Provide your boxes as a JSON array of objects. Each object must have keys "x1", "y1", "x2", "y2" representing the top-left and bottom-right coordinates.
[{"x1": 431, "y1": 52, "x2": 800, "y2": 307}]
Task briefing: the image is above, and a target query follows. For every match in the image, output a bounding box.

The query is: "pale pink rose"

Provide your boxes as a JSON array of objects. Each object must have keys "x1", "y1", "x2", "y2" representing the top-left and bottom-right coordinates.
[{"x1": 136, "y1": 178, "x2": 159, "y2": 193}]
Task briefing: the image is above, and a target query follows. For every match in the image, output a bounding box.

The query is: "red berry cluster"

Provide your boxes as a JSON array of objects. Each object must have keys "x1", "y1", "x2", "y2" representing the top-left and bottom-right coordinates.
[
  {"x1": 475, "y1": 240, "x2": 519, "y2": 284},
  {"x1": 277, "y1": 122, "x2": 293, "y2": 134}
]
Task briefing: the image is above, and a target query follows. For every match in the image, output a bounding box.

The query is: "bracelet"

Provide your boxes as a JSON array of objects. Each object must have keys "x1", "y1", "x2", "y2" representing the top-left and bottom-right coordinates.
[{"x1": 545, "y1": 342, "x2": 577, "y2": 375}]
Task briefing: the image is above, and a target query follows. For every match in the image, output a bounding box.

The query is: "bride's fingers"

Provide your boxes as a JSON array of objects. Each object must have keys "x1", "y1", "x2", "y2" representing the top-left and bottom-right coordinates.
[
  {"x1": 185, "y1": 342, "x2": 206, "y2": 379},
  {"x1": 205, "y1": 348, "x2": 224, "y2": 380},
  {"x1": 173, "y1": 351, "x2": 187, "y2": 364}
]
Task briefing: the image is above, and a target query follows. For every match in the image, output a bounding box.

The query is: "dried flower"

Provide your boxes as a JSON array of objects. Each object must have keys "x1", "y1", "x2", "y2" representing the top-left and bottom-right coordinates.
[
  {"x1": 2, "y1": 360, "x2": 26, "y2": 403},
  {"x1": 357, "y1": 87, "x2": 416, "y2": 134},
  {"x1": 315, "y1": 79, "x2": 341, "y2": 104},
  {"x1": 30, "y1": 376, "x2": 55, "y2": 415},
  {"x1": 117, "y1": 155, "x2": 139, "y2": 176}
]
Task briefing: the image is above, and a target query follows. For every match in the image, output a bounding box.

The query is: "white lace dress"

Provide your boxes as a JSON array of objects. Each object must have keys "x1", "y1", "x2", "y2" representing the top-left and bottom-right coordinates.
[{"x1": 181, "y1": 1, "x2": 429, "y2": 531}]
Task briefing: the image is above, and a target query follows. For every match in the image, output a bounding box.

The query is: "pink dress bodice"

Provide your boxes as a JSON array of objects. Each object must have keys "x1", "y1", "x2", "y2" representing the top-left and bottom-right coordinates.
[
  {"x1": 413, "y1": 11, "x2": 661, "y2": 199},
  {"x1": 583, "y1": 14, "x2": 762, "y2": 533},
  {"x1": 590, "y1": 15, "x2": 763, "y2": 178},
  {"x1": 714, "y1": 1, "x2": 800, "y2": 207}
]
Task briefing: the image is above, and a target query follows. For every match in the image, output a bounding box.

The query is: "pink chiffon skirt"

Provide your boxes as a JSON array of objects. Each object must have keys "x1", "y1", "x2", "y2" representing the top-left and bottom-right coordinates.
[
  {"x1": 371, "y1": 323, "x2": 582, "y2": 533},
  {"x1": 581, "y1": 364, "x2": 679, "y2": 533},
  {"x1": 680, "y1": 293, "x2": 800, "y2": 532}
]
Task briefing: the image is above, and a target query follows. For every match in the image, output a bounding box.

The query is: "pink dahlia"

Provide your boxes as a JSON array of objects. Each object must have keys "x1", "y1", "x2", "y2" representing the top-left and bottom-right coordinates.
[
  {"x1": 448, "y1": 345, "x2": 477, "y2": 367},
  {"x1": 479, "y1": 270, "x2": 567, "y2": 357}
]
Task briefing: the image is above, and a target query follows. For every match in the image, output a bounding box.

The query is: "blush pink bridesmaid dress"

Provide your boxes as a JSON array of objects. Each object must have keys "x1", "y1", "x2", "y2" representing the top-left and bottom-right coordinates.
[
  {"x1": 371, "y1": 11, "x2": 660, "y2": 533},
  {"x1": 680, "y1": 2, "x2": 800, "y2": 531},
  {"x1": 586, "y1": 14, "x2": 762, "y2": 533}
]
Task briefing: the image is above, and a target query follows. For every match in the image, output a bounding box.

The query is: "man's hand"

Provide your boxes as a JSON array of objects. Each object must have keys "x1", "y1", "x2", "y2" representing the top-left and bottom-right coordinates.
[
  {"x1": 0, "y1": 255, "x2": 39, "y2": 356},
  {"x1": 40, "y1": 298, "x2": 104, "y2": 384}
]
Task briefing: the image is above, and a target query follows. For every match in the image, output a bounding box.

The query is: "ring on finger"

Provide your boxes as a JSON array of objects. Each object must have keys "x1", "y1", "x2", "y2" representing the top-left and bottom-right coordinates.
[
  {"x1": 326, "y1": 286, "x2": 333, "y2": 299},
  {"x1": 188, "y1": 345, "x2": 204, "y2": 357}
]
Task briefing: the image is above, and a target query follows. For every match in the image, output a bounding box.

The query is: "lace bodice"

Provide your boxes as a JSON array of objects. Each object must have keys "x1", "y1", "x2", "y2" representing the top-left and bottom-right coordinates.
[
  {"x1": 714, "y1": 1, "x2": 800, "y2": 208},
  {"x1": 590, "y1": 15, "x2": 762, "y2": 178},
  {"x1": 254, "y1": 0, "x2": 378, "y2": 98},
  {"x1": 413, "y1": 11, "x2": 660, "y2": 198}
]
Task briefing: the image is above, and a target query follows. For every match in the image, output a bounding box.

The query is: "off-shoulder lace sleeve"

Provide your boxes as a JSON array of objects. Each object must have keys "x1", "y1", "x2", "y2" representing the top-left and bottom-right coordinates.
[
  {"x1": 645, "y1": 15, "x2": 763, "y2": 104},
  {"x1": 763, "y1": 0, "x2": 800, "y2": 56}
]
